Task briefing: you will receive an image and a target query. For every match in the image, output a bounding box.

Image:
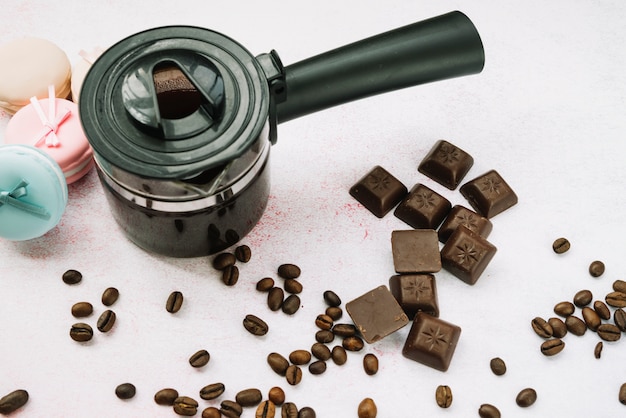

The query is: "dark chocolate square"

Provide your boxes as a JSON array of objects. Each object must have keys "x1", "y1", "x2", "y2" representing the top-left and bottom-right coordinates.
[
  {"x1": 394, "y1": 183, "x2": 452, "y2": 229},
  {"x1": 389, "y1": 274, "x2": 439, "y2": 319},
  {"x1": 391, "y1": 230, "x2": 442, "y2": 274},
  {"x1": 345, "y1": 285, "x2": 409, "y2": 343},
  {"x1": 418, "y1": 140, "x2": 474, "y2": 190},
  {"x1": 440, "y1": 225, "x2": 497, "y2": 285},
  {"x1": 459, "y1": 169, "x2": 518, "y2": 218},
  {"x1": 402, "y1": 312, "x2": 461, "y2": 371},
  {"x1": 349, "y1": 165, "x2": 407, "y2": 218},
  {"x1": 437, "y1": 205, "x2": 493, "y2": 244}
]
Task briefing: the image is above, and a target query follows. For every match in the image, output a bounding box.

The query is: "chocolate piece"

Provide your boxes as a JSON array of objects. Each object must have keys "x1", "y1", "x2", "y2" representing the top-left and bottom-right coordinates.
[
  {"x1": 418, "y1": 140, "x2": 474, "y2": 190},
  {"x1": 440, "y1": 225, "x2": 497, "y2": 285},
  {"x1": 389, "y1": 274, "x2": 439, "y2": 319},
  {"x1": 391, "y1": 230, "x2": 442, "y2": 273},
  {"x1": 437, "y1": 205, "x2": 492, "y2": 244},
  {"x1": 460, "y1": 169, "x2": 518, "y2": 218},
  {"x1": 402, "y1": 312, "x2": 462, "y2": 371},
  {"x1": 345, "y1": 285, "x2": 409, "y2": 343},
  {"x1": 394, "y1": 183, "x2": 451, "y2": 229},
  {"x1": 349, "y1": 165, "x2": 407, "y2": 218}
]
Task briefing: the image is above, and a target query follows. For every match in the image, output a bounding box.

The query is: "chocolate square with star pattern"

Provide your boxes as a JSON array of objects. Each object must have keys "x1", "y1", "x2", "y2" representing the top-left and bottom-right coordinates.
[
  {"x1": 418, "y1": 140, "x2": 474, "y2": 190},
  {"x1": 349, "y1": 165, "x2": 407, "y2": 218},
  {"x1": 437, "y1": 205, "x2": 493, "y2": 244},
  {"x1": 440, "y1": 225, "x2": 497, "y2": 285},
  {"x1": 402, "y1": 312, "x2": 462, "y2": 371},
  {"x1": 460, "y1": 169, "x2": 518, "y2": 218},
  {"x1": 389, "y1": 274, "x2": 439, "y2": 319},
  {"x1": 394, "y1": 183, "x2": 451, "y2": 229}
]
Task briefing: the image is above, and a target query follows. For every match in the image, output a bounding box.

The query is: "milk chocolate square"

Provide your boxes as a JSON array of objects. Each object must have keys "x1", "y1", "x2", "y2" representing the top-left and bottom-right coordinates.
[
  {"x1": 437, "y1": 205, "x2": 493, "y2": 244},
  {"x1": 402, "y1": 312, "x2": 461, "y2": 372},
  {"x1": 389, "y1": 274, "x2": 439, "y2": 319},
  {"x1": 349, "y1": 165, "x2": 408, "y2": 218},
  {"x1": 460, "y1": 169, "x2": 518, "y2": 218},
  {"x1": 394, "y1": 183, "x2": 451, "y2": 229},
  {"x1": 440, "y1": 225, "x2": 497, "y2": 285},
  {"x1": 345, "y1": 285, "x2": 409, "y2": 343},
  {"x1": 391, "y1": 230, "x2": 441, "y2": 274},
  {"x1": 418, "y1": 140, "x2": 474, "y2": 190}
]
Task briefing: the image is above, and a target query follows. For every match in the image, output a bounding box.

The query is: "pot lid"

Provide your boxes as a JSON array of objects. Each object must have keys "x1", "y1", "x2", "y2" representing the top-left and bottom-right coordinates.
[{"x1": 79, "y1": 26, "x2": 271, "y2": 179}]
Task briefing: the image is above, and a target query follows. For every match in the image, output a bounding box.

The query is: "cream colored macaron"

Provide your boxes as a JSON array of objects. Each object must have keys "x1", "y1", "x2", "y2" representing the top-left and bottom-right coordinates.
[
  {"x1": 70, "y1": 47, "x2": 104, "y2": 104},
  {"x1": 0, "y1": 37, "x2": 71, "y2": 114}
]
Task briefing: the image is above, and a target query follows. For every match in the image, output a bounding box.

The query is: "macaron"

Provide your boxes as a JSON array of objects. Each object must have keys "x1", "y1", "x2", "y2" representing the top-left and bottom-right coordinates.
[
  {"x1": 0, "y1": 144, "x2": 68, "y2": 241},
  {"x1": 0, "y1": 37, "x2": 71, "y2": 114},
  {"x1": 71, "y1": 47, "x2": 105, "y2": 104},
  {"x1": 5, "y1": 86, "x2": 94, "y2": 184}
]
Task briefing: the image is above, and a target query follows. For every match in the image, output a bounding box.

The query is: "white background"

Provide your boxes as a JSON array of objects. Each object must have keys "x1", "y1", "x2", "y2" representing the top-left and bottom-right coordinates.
[{"x1": 1, "y1": 1, "x2": 626, "y2": 417}]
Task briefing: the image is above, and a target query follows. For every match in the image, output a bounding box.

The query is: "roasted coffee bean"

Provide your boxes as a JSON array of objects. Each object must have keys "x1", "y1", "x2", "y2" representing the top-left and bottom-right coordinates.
[
  {"x1": 0, "y1": 389, "x2": 29, "y2": 414},
  {"x1": 589, "y1": 260, "x2": 605, "y2": 277},
  {"x1": 166, "y1": 291, "x2": 184, "y2": 313},
  {"x1": 70, "y1": 322, "x2": 93, "y2": 342},
  {"x1": 311, "y1": 342, "x2": 332, "y2": 361},
  {"x1": 325, "y1": 306, "x2": 343, "y2": 321},
  {"x1": 614, "y1": 280, "x2": 626, "y2": 293},
  {"x1": 614, "y1": 308, "x2": 626, "y2": 332},
  {"x1": 606, "y1": 291, "x2": 626, "y2": 308},
  {"x1": 323, "y1": 290, "x2": 342, "y2": 307},
  {"x1": 102, "y1": 287, "x2": 120, "y2": 306},
  {"x1": 267, "y1": 353, "x2": 289, "y2": 376},
  {"x1": 565, "y1": 315, "x2": 587, "y2": 336},
  {"x1": 489, "y1": 357, "x2": 506, "y2": 376},
  {"x1": 582, "y1": 307, "x2": 601, "y2": 331},
  {"x1": 71, "y1": 301, "x2": 93, "y2": 318},
  {"x1": 552, "y1": 237, "x2": 570, "y2": 254},
  {"x1": 268, "y1": 387, "x2": 285, "y2": 406},
  {"x1": 298, "y1": 407, "x2": 316, "y2": 418},
  {"x1": 281, "y1": 402, "x2": 298, "y2": 418},
  {"x1": 515, "y1": 388, "x2": 537, "y2": 408},
  {"x1": 220, "y1": 400, "x2": 243, "y2": 418},
  {"x1": 554, "y1": 301, "x2": 575, "y2": 317},
  {"x1": 594, "y1": 300, "x2": 611, "y2": 320},
  {"x1": 289, "y1": 349, "x2": 312, "y2": 365},
  {"x1": 598, "y1": 324, "x2": 622, "y2": 341},
  {"x1": 284, "y1": 279, "x2": 303, "y2": 294},
  {"x1": 199, "y1": 383, "x2": 225, "y2": 400},
  {"x1": 155, "y1": 388, "x2": 179, "y2": 405},
  {"x1": 222, "y1": 265, "x2": 239, "y2": 286},
  {"x1": 343, "y1": 336, "x2": 365, "y2": 352},
  {"x1": 595, "y1": 341, "x2": 603, "y2": 359},
  {"x1": 278, "y1": 264, "x2": 301, "y2": 279},
  {"x1": 235, "y1": 245, "x2": 252, "y2": 263},
  {"x1": 62, "y1": 269, "x2": 82, "y2": 285},
  {"x1": 97, "y1": 309, "x2": 116, "y2": 332},
  {"x1": 548, "y1": 317, "x2": 568, "y2": 338},
  {"x1": 315, "y1": 314, "x2": 334, "y2": 330},
  {"x1": 267, "y1": 287, "x2": 284, "y2": 311},
  {"x1": 357, "y1": 398, "x2": 377, "y2": 418},
  {"x1": 202, "y1": 407, "x2": 222, "y2": 418},
  {"x1": 332, "y1": 323, "x2": 357, "y2": 337},
  {"x1": 435, "y1": 385, "x2": 453, "y2": 408},
  {"x1": 243, "y1": 314, "x2": 269, "y2": 336},
  {"x1": 189, "y1": 349, "x2": 210, "y2": 368},
  {"x1": 115, "y1": 383, "x2": 136, "y2": 400},
  {"x1": 308, "y1": 360, "x2": 327, "y2": 375},
  {"x1": 363, "y1": 353, "x2": 379, "y2": 375},
  {"x1": 173, "y1": 396, "x2": 199, "y2": 416},
  {"x1": 282, "y1": 294, "x2": 301, "y2": 315},
  {"x1": 236, "y1": 388, "x2": 262, "y2": 407},
  {"x1": 213, "y1": 252, "x2": 236, "y2": 270},
  {"x1": 531, "y1": 317, "x2": 553, "y2": 338},
  {"x1": 614, "y1": 382, "x2": 626, "y2": 407},
  {"x1": 257, "y1": 277, "x2": 275, "y2": 292},
  {"x1": 541, "y1": 338, "x2": 565, "y2": 356},
  {"x1": 256, "y1": 400, "x2": 276, "y2": 418},
  {"x1": 574, "y1": 289, "x2": 593, "y2": 307},
  {"x1": 315, "y1": 330, "x2": 335, "y2": 344},
  {"x1": 285, "y1": 364, "x2": 303, "y2": 385},
  {"x1": 478, "y1": 403, "x2": 501, "y2": 418},
  {"x1": 332, "y1": 345, "x2": 348, "y2": 365}
]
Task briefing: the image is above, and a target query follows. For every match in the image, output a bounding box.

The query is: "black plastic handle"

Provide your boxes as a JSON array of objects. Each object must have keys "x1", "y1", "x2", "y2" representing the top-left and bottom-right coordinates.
[{"x1": 275, "y1": 11, "x2": 485, "y2": 123}]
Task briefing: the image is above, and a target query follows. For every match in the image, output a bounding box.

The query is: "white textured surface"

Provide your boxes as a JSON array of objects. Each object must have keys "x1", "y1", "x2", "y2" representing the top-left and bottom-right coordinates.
[{"x1": 2, "y1": 1, "x2": 626, "y2": 417}]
